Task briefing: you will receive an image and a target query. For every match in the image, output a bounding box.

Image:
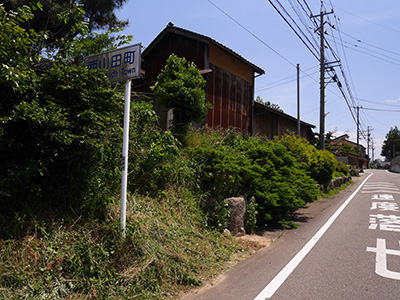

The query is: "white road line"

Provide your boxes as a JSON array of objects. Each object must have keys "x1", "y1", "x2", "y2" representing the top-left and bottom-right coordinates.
[
  {"x1": 362, "y1": 186, "x2": 398, "y2": 189},
  {"x1": 253, "y1": 173, "x2": 374, "y2": 300},
  {"x1": 365, "y1": 182, "x2": 396, "y2": 186},
  {"x1": 361, "y1": 191, "x2": 400, "y2": 194}
]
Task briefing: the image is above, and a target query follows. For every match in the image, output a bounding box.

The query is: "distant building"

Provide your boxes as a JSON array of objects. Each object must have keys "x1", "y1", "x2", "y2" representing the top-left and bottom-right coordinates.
[
  {"x1": 330, "y1": 134, "x2": 367, "y2": 168},
  {"x1": 253, "y1": 101, "x2": 315, "y2": 141}
]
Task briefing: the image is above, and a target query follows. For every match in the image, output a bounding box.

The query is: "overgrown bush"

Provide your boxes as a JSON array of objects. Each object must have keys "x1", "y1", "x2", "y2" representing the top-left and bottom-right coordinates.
[
  {"x1": 186, "y1": 129, "x2": 320, "y2": 229},
  {"x1": 335, "y1": 161, "x2": 350, "y2": 177},
  {"x1": 0, "y1": 4, "x2": 128, "y2": 234},
  {"x1": 127, "y1": 100, "x2": 193, "y2": 196},
  {"x1": 151, "y1": 54, "x2": 208, "y2": 139},
  {"x1": 0, "y1": 61, "x2": 123, "y2": 223},
  {"x1": 276, "y1": 133, "x2": 338, "y2": 185}
]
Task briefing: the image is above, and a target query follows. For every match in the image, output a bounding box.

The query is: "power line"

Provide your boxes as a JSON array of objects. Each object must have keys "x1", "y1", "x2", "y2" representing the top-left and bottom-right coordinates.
[
  {"x1": 338, "y1": 30, "x2": 400, "y2": 58},
  {"x1": 357, "y1": 98, "x2": 400, "y2": 108},
  {"x1": 208, "y1": 0, "x2": 321, "y2": 89},
  {"x1": 256, "y1": 69, "x2": 319, "y2": 92},
  {"x1": 363, "y1": 111, "x2": 395, "y2": 131},
  {"x1": 267, "y1": 0, "x2": 320, "y2": 61},
  {"x1": 335, "y1": 6, "x2": 400, "y2": 35},
  {"x1": 336, "y1": 43, "x2": 400, "y2": 67},
  {"x1": 207, "y1": 0, "x2": 297, "y2": 67},
  {"x1": 327, "y1": 0, "x2": 359, "y2": 101},
  {"x1": 362, "y1": 107, "x2": 400, "y2": 112},
  {"x1": 325, "y1": 37, "x2": 400, "y2": 66}
]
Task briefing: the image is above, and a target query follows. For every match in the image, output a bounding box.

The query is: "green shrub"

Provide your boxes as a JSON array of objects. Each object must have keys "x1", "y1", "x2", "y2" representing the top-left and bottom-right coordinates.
[
  {"x1": 335, "y1": 161, "x2": 350, "y2": 176},
  {"x1": 245, "y1": 197, "x2": 258, "y2": 234},
  {"x1": 0, "y1": 61, "x2": 122, "y2": 221},
  {"x1": 314, "y1": 150, "x2": 338, "y2": 185},
  {"x1": 127, "y1": 100, "x2": 193, "y2": 196},
  {"x1": 186, "y1": 130, "x2": 320, "y2": 229},
  {"x1": 151, "y1": 54, "x2": 207, "y2": 139},
  {"x1": 240, "y1": 138, "x2": 319, "y2": 227},
  {"x1": 276, "y1": 133, "x2": 338, "y2": 185}
]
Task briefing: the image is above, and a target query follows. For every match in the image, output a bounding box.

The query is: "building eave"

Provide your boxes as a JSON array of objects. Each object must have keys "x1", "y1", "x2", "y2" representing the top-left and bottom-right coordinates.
[
  {"x1": 254, "y1": 101, "x2": 315, "y2": 128},
  {"x1": 142, "y1": 22, "x2": 265, "y2": 76}
]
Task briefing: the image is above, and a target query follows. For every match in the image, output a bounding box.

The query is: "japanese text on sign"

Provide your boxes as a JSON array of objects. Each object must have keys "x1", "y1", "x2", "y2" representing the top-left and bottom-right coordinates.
[{"x1": 84, "y1": 44, "x2": 141, "y2": 83}]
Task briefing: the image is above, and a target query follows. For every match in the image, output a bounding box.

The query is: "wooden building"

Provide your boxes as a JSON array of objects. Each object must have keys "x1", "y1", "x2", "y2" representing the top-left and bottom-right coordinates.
[
  {"x1": 135, "y1": 23, "x2": 315, "y2": 141},
  {"x1": 136, "y1": 22, "x2": 264, "y2": 133},
  {"x1": 253, "y1": 101, "x2": 315, "y2": 141}
]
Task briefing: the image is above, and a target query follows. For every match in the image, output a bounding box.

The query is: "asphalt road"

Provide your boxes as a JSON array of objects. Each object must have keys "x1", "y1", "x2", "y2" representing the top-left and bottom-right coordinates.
[{"x1": 184, "y1": 169, "x2": 400, "y2": 300}]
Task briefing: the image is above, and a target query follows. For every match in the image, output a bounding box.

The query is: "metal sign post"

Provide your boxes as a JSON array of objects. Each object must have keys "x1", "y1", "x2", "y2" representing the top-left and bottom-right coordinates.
[
  {"x1": 85, "y1": 44, "x2": 141, "y2": 237},
  {"x1": 120, "y1": 79, "x2": 131, "y2": 238}
]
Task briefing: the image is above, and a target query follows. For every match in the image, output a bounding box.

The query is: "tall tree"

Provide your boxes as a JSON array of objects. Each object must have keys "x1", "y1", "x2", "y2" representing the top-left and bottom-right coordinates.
[
  {"x1": 381, "y1": 126, "x2": 400, "y2": 161},
  {"x1": 2, "y1": 0, "x2": 127, "y2": 45}
]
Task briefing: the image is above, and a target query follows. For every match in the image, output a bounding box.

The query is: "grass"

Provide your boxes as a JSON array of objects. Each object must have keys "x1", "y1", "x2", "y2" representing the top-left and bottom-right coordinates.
[
  {"x1": 0, "y1": 187, "x2": 259, "y2": 300},
  {"x1": 0, "y1": 129, "x2": 355, "y2": 299}
]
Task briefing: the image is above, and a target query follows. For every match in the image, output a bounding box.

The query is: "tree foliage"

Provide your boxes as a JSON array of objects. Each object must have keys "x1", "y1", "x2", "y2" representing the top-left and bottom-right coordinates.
[
  {"x1": 255, "y1": 95, "x2": 283, "y2": 112},
  {"x1": 381, "y1": 126, "x2": 400, "y2": 161},
  {"x1": 151, "y1": 54, "x2": 208, "y2": 138},
  {"x1": 0, "y1": 4, "x2": 128, "y2": 219},
  {"x1": 2, "y1": 0, "x2": 127, "y2": 45}
]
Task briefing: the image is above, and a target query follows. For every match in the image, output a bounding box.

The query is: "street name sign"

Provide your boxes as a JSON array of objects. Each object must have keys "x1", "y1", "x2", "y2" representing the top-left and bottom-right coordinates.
[
  {"x1": 84, "y1": 44, "x2": 142, "y2": 237},
  {"x1": 84, "y1": 43, "x2": 141, "y2": 83}
]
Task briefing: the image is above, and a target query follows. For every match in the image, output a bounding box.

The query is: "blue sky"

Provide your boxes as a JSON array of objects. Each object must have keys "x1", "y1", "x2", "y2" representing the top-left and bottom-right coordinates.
[{"x1": 116, "y1": 0, "x2": 400, "y2": 161}]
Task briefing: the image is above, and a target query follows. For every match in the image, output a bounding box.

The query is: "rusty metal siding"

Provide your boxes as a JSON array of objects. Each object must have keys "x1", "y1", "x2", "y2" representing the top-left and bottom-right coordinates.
[{"x1": 206, "y1": 64, "x2": 253, "y2": 132}]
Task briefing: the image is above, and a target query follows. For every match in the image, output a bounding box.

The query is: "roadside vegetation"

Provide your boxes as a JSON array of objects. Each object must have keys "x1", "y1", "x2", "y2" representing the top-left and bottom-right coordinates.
[{"x1": 0, "y1": 3, "x2": 353, "y2": 299}]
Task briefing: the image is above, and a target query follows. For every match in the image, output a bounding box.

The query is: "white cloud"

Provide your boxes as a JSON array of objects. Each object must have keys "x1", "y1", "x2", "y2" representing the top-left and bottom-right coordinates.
[{"x1": 386, "y1": 97, "x2": 400, "y2": 103}]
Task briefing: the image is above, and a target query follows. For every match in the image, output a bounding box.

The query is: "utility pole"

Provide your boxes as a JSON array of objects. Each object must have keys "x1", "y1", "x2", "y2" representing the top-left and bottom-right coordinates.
[
  {"x1": 319, "y1": 11, "x2": 325, "y2": 150},
  {"x1": 366, "y1": 126, "x2": 373, "y2": 168},
  {"x1": 297, "y1": 63, "x2": 301, "y2": 138},
  {"x1": 311, "y1": 9, "x2": 333, "y2": 150},
  {"x1": 372, "y1": 139, "x2": 375, "y2": 163},
  {"x1": 355, "y1": 106, "x2": 361, "y2": 149},
  {"x1": 367, "y1": 126, "x2": 370, "y2": 168}
]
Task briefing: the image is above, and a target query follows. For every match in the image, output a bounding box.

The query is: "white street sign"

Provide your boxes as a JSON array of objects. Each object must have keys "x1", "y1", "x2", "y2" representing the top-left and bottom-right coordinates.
[
  {"x1": 84, "y1": 44, "x2": 141, "y2": 83},
  {"x1": 85, "y1": 44, "x2": 142, "y2": 237}
]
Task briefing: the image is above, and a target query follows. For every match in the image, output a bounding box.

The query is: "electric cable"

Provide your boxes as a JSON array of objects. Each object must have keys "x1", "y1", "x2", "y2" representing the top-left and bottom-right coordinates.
[
  {"x1": 335, "y1": 6, "x2": 400, "y2": 35},
  {"x1": 268, "y1": 0, "x2": 320, "y2": 60},
  {"x1": 207, "y1": 0, "x2": 297, "y2": 68}
]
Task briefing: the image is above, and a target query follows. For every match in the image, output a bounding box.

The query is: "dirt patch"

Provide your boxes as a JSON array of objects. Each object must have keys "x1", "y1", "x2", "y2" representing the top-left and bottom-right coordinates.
[{"x1": 238, "y1": 228, "x2": 284, "y2": 247}]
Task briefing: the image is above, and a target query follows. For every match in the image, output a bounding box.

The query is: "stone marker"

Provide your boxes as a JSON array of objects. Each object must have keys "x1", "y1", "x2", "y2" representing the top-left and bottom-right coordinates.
[{"x1": 225, "y1": 197, "x2": 246, "y2": 236}]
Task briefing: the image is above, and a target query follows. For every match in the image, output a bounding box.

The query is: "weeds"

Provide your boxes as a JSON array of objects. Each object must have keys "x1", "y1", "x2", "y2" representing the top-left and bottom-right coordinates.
[{"x1": 0, "y1": 190, "x2": 247, "y2": 300}]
